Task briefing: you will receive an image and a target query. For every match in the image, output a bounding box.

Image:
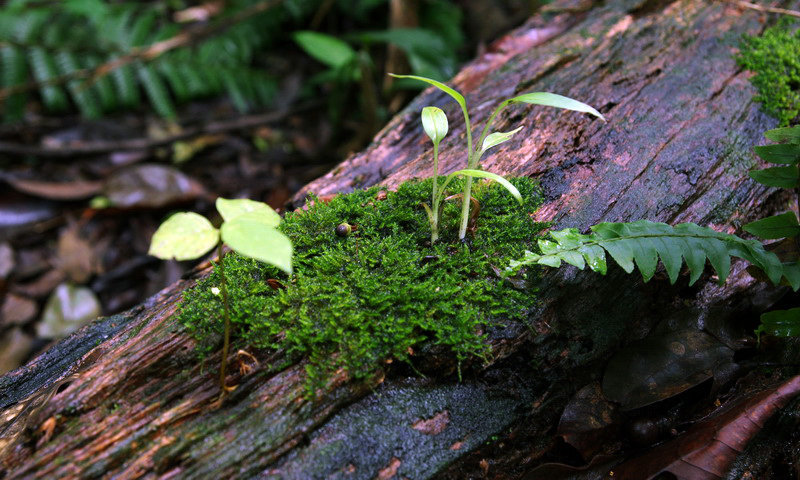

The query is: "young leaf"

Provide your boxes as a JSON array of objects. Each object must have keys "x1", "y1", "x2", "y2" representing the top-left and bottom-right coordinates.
[
  {"x1": 753, "y1": 144, "x2": 800, "y2": 164},
  {"x1": 216, "y1": 197, "x2": 281, "y2": 226},
  {"x1": 743, "y1": 212, "x2": 800, "y2": 239},
  {"x1": 507, "y1": 92, "x2": 606, "y2": 122},
  {"x1": 388, "y1": 73, "x2": 466, "y2": 112},
  {"x1": 293, "y1": 31, "x2": 356, "y2": 69},
  {"x1": 421, "y1": 106, "x2": 448, "y2": 144},
  {"x1": 449, "y1": 169, "x2": 522, "y2": 203},
  {"x1": 149, "y1": 212, "x2": 219, "y2": 261},
  {"x1": 756, "y1": 307, "x2": 800, "y2": 339},
  {"x1": 764, "y1": 126, "x2": 800, "y2": 144},
  {"x1": 221, "y1": 217, "x2": 292, "y2": 274},
  {"x1": 480, "y1": 127, "x2": 523, "y2": 156},
  {"x1": 749, "y1": 166, "x2": 800, "y2": 188}
]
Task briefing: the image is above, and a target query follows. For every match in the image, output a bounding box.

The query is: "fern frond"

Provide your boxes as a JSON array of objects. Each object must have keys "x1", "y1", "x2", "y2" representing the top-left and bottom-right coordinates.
[{"x1": 508, "y1": 220, "x2": 794, "y2": 290}]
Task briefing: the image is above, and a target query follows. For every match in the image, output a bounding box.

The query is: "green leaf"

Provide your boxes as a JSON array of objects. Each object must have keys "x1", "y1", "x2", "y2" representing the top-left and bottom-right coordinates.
[
  {"x1": 480, "y1": 127, "x2": 523, "y2": 155},
  {"x1": 743, "y1": 212, "x2": 800, "y2": 239},
  {"x1": 421, "y1": 106, "x2": 448, "y2": 144},
  {"x1": 388, "y1": 73, "x2": 466, "y2": 112},
  {"x1": 449, "y1": 169, "x2": 522, "y2": 203},
  {"x1": 149, "y1": 212, "x2": 219, "y2": 261},
  {"x1": 756, "y1": 307, "x2": 800, "y2": 339},
  {"x1": 764, "y1": 126, "x2": 800, "y2": 144},
  {"x1": 783, "y1": 261, "x2": 800, "y2": 291},
  {"x1": 220, "y1": 217, "x2": 293, "y2": 274},
  {"x1": 753, "y1": 144, "x2": 800, "y2": 164},
  {"x1": 216, "y1": 197, "x2": 281, "y2": 226},
  {"x1": 216, "y1": 197, "x2": 281, "y2": 227},
  {"x1": 507, "y1": 92, "x2": 606, "y2": 122},
  {"x1": 294, "y1": 31, "x2": 357, "y2": 69},
  {"x1": 749, "y1": 166, "x2": 799, "y2": 188}
]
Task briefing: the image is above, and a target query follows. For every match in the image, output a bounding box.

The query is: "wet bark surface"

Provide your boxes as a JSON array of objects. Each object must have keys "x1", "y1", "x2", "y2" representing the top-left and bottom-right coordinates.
[{"x1": 2, "y1": 0, "x2": 800, "y2": 478}]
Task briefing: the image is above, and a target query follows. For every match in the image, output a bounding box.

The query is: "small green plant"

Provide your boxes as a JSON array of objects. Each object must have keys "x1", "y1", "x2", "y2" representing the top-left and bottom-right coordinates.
[
  {"x1": 392, "y1": 73, "x2": 605, "y2": 241},
  {"x1": 148, "y1": 197, "x2": 292, "y2": 401},
  {"x1": 507, "y1": 126, "x2": 800, "y2": 338}
]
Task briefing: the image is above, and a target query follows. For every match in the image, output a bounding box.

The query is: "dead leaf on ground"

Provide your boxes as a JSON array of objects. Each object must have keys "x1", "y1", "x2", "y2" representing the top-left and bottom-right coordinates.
[
  {"x1": 55, "y1": 224, "x2": 99, "y2": 283},
  {"x1": 1, "y1": 293, "x2": 38, "y2": 326},
  {"x1": 557, "y1": 382, "x2": 621, "y2": 459},
  {"x1": 13, "y1": 269, "x2": 67, "y2": 298},
  {"x1": 36, "y1": 283, "x2": 101, "y2": 339},
  {"x1": 0, "y1": 242, "x2": 14, "y2": 279},
  {"x1": 4, "y1": 178, "x2": 102, "y2": 201},
  {"x1": 0, "y1": 328, "x2": 33, "y2": 375},
  {"x1": 103, "y1": 164, "x2": 207, "y2": 208}
]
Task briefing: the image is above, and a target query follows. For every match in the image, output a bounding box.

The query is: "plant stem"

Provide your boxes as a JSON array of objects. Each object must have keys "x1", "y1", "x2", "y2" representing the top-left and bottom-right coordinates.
[
  {"x1": 431, "y1": 143, "x2": 440, "y2": 243},
  {"x1": 217, "y1": 242, "x2": 232, "y2": 401},
  {"x1": 457, "y1": 102, "x2": 474, "y2": 240}
]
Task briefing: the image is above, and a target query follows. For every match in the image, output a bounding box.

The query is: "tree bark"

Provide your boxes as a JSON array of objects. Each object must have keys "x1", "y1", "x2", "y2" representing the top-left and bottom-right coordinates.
[{"x1": 2, "y1": 0, "x2": 799, "y2": 478}]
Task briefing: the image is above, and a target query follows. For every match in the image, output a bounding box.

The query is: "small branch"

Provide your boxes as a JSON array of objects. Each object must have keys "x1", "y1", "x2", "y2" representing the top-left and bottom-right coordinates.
[
  {"x1": 0, "y1": 104, "x2": 314, "y2": 157},
  {"x1": 0, "y1": 0, "x2": 284, "y2": 102},
  {"x1": 715, "y1": 0, "x2": 800, "y2": 18}
]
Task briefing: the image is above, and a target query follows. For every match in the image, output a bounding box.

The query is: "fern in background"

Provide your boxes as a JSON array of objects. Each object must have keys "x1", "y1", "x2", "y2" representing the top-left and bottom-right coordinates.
[{"x1": 0, "y1": 0, "x2": 314, "y2": 121}]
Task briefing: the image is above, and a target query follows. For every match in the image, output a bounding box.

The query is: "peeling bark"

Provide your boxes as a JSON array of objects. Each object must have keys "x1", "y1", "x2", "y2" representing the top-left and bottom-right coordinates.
[{"x1": 2, "y1": 1, "x2": 800, "y2": 479}]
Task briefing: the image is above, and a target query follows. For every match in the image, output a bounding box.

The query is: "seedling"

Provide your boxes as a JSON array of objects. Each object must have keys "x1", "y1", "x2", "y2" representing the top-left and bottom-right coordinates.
[
  {"x1": 148, "y1": 198, "x2": 292, "y2": 402},
  {"x1": 392, "y1": 73, "x2": 606, "y2": 241}
]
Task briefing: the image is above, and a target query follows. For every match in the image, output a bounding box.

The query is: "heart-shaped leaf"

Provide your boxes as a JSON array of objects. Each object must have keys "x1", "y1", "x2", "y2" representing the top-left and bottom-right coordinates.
[
  {"x1": 221, "y1": 217, "x2": 292, "y2": 274},
  {"x1": 421, "y1": 106, "x2": 448, "y2": 144},
  {"x1": 216, "y1": 197, "x2": 281, "y2": 226},
  {"x1": 149, "y1": 212, "x2": 219, "y2": 261}
]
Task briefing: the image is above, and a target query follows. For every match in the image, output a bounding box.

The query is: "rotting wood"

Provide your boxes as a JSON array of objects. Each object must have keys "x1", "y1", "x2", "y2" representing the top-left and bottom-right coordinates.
[{"x1": 3, "y1": 0, "x2": 800, "y2": 478}]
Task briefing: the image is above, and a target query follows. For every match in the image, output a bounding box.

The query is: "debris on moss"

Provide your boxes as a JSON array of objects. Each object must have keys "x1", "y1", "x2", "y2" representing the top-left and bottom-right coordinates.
[
  {"x1": 177, "y1": 177, "x2": 545, "y2": 391},
  {"x1": 737, "y1": 19, "x2": 800, "y2": 126}
]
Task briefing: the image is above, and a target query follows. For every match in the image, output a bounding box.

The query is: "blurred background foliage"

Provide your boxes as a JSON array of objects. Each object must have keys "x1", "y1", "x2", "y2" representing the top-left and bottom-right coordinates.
[{"x1": 0, "y1": 0, "x2": 544, "y2": 374}]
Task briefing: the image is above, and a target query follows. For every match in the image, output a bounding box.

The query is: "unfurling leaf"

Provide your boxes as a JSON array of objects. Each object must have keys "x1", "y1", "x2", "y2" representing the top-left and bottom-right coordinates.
[
  {"x1": 743, "y1": 212, "x2": 800, "y2": 239},
  {"x1": 421, "y1": 106, "x2": 448, "y2": 144},
  {"x1": 507, "y1": 92, "x2": 606, "y2": 122},
  {"x1": 215, "y1": 197, "x2": 281, "y2": 226},
  {"x1": 221, "y1": 217, "x2": 293, "y2": 274},
  {"x1": 480, "y1": 126, "x2": 523, "y2": 155},
  {"x1": 148, "y1": 212, "x2": 219, "y2": 261}
]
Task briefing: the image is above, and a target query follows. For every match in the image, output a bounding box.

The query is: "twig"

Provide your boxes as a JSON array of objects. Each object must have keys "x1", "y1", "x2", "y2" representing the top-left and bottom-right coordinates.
[
  {"x1": 715, "y1": 0, "x2": 800, "y2": 18},
  {"x1": 0, "y1": 104, "x2": 313, "y2": 157},
  {"x1": 0, "y1": 0, "x2": 284, "y2": 102}
]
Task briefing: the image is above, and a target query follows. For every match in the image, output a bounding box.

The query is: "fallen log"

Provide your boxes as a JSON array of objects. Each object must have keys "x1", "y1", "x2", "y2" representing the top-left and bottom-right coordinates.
[{"x1": 2, "y1": 0, "x2": 799, "y2": 478}]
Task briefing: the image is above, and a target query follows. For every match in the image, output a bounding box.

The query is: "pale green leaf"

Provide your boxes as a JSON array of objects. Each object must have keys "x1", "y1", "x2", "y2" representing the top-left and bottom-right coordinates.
[
  {"x1": 216, "y1": 197, "x2": 281, "y2": 226},
  {"x1": 421, "y1": 106, "x2": 448, "y2": 144},
  {"x1": 388, "y1": 73, "x2": 466, "y2": 111},
  {"x1": 480, "y1": 127, "x2": 523, "y2": 155},
  {"x1": 149, "y1": 212, "x2": 218, "y2": 261},
  {"x1": 508, "y1": 92, "x2": 605, "y2": 122},
  {"x1": 221, "y1": 218, "x2": 292, "y2": 274},
  {"x1": 449, "y1": 169, "x2": 522, "y2": 203}
]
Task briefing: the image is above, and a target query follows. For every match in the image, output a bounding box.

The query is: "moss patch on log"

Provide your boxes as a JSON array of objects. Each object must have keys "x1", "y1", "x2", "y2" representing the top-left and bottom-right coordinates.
[
  {"x1": 737, "y1": 19, "x2": 800, "y2": 126},
  {"x1": 177, "y1": 177, "x2": 545, "y2": 391}
]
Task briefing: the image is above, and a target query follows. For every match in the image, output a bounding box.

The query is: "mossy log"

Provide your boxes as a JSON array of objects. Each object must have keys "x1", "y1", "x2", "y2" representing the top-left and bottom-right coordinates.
[{"x1": 2, "y1": 0, "x2": 799, "y2": 478}]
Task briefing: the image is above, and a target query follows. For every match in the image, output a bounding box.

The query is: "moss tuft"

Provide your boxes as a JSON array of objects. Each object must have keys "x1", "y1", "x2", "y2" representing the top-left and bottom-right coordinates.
[
  {"x1": 737, "y1": 19, "x2": 800, "y2": 126},
  {"x1": 177, "y1": 177, "x2": 545, "y2": 391}
]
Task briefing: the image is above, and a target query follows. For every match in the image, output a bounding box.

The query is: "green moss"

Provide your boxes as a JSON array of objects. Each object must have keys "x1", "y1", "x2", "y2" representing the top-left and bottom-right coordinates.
[
  {"x1": 737, "y1": 19, "x2": 800, "y2": 126},
  {"x1": 177, "y1": 177, "x2": 545, "y2": 391}
]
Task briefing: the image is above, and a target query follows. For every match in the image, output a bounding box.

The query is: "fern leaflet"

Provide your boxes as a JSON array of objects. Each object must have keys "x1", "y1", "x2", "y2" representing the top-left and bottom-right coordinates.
[{"x1": 508, "y1": 220, "x2": 796, "y2": 290}]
